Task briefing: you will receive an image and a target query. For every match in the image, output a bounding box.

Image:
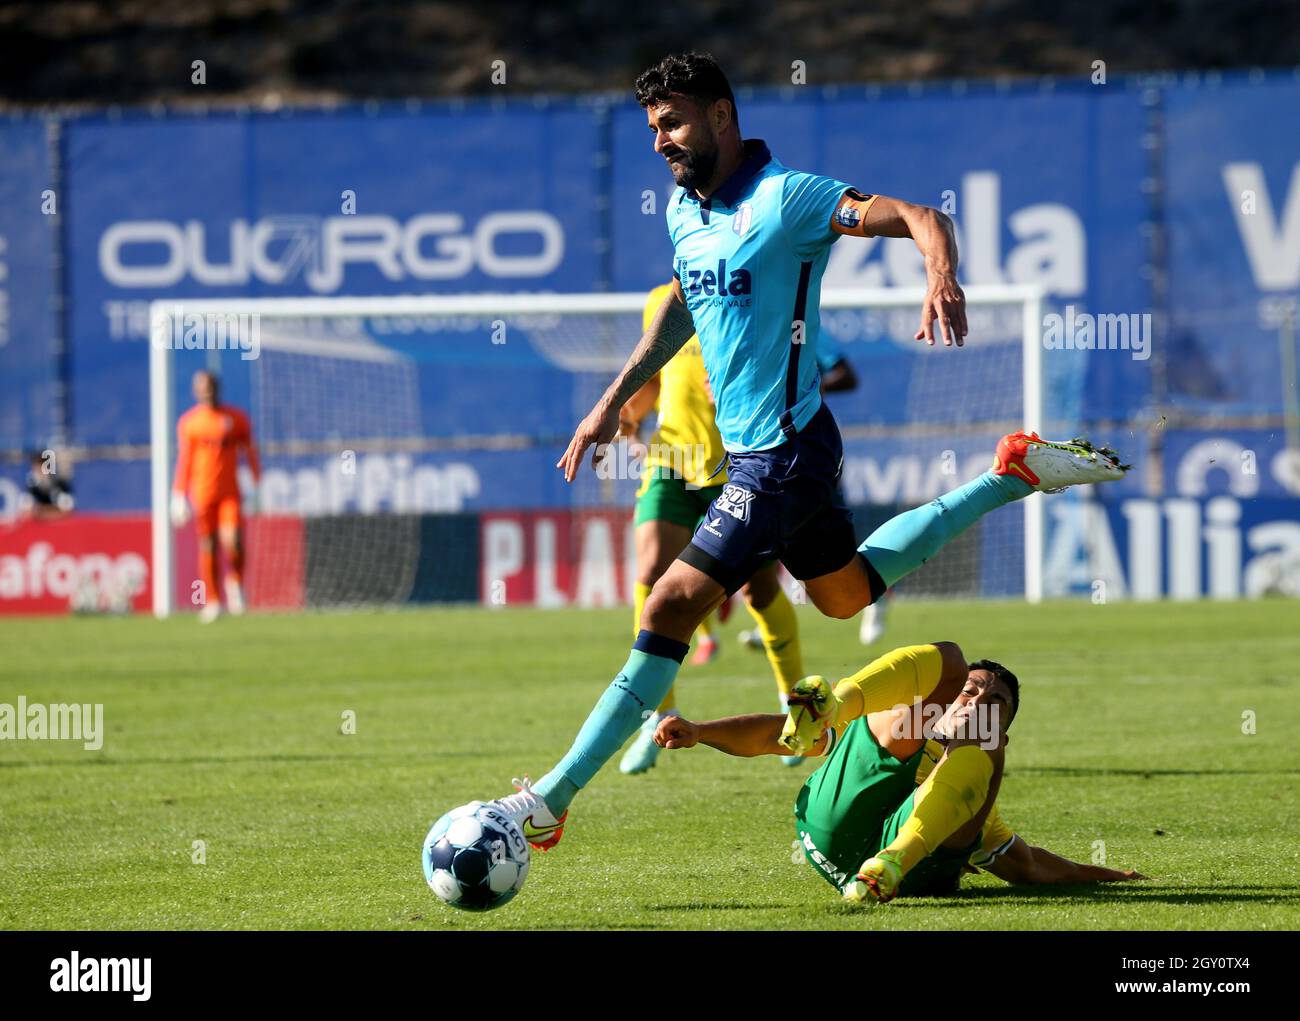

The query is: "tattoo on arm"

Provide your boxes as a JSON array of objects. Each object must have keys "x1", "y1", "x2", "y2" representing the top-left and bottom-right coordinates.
[{"x1": 607, "y1": 293, "x2": 695, "y2": 408}]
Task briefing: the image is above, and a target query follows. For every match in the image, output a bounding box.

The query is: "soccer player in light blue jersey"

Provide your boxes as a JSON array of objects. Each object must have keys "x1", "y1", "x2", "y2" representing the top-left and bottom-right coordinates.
[{"x1": 484, "y1": 53, "x2": 1127, "y2": 852}]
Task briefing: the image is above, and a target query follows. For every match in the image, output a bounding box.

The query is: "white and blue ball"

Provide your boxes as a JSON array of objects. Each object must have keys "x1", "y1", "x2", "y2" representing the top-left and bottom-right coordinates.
[{"x1": 422, "y1": 801, "x2": 530, "y2": 912}]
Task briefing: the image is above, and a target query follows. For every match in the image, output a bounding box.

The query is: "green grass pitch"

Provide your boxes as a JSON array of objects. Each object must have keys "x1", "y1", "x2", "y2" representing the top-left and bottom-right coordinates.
[{"x1": 1, "y1": 598, "x2": 1297, "y2": 930}]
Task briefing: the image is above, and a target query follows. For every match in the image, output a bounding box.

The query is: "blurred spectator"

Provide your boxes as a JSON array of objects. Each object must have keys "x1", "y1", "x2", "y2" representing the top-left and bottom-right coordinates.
[{"x1": 25, "y1": 449, "x2": 75, "y2": 519}]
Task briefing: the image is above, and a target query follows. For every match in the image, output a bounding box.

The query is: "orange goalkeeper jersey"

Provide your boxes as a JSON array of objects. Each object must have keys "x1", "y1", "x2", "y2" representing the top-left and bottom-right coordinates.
[{"x1": 174, "y1": 404, "x2": 260, "y2": 508}]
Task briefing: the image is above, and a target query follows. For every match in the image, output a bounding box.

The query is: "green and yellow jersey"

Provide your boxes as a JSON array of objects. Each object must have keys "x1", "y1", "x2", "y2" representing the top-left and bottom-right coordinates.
[
  {"x1": 795, "y1": 645, "x2": 1017, "y2": 892},
  {"x1": 641, "y1": 283, "x2": 727, "y2": 488}
]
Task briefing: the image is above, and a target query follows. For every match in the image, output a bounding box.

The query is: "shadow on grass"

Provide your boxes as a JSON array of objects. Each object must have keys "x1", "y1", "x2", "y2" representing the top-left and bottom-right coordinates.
[
  {"x1": 0, "y1": 751, "x2": 488, "y2": 769},
  {"x1": 888, "y1": 883, "x2": 1300, "y2": 908},
  {"x1": 647, "y1": 902, "x2": 797, "y2": 912},
  {"x1": 1011, "y1": 766, "x2": 1300, "y2": 778}
]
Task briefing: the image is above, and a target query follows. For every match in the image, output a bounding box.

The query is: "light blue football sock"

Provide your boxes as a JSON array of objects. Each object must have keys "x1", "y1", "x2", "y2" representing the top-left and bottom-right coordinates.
[
  {"x1": 534, "y1": 630, "x2": 688, "y2": 817},
  {"x1": 858, "y1": 471, "x2": 1033, "y2": 590}
]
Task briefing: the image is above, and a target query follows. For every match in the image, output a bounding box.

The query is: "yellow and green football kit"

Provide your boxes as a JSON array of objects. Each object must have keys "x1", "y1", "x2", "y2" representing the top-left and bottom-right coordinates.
[{"x1": 794, "y1": 645, "x2": 1016, "y2": 896}]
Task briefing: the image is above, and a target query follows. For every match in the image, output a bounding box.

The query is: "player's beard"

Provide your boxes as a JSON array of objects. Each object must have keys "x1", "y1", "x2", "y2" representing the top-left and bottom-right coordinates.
[{"x1": 668, "y1": 140, "x2": 719, "y2": 193}]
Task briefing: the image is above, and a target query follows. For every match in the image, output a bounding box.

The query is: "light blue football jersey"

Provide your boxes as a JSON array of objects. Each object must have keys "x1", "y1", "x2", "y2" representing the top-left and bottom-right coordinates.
[{"x1": 668, "y1": 140, "x2": 853, "y2": 452}]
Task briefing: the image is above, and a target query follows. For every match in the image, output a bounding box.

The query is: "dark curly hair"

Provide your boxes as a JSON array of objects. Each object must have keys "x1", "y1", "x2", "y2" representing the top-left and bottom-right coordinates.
[
  {"x1": 634, "y1": 52, "x2": 738, "y2": 129},
  {"x1": 968, "y1": 659, "x2": 1020, "y2": 729}
]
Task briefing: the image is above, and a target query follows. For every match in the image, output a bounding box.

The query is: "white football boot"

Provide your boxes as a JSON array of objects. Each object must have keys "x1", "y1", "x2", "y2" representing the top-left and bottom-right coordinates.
[
  {"x1": 992, "y1": 432, "x2": 1129, "y2": 493},
  {"x1": 491, "y1": 776, "x2": 567, "y2": 852}
]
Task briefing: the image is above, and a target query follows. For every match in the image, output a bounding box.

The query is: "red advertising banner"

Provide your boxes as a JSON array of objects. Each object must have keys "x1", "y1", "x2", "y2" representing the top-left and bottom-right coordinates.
[
  {"x1": 479, "y1": 509, "x2": 637, "y2": 608},
  {"x1": 171, "y1": 514, "x2": 305, "y2": 612},
  {"x1": 0, "y1": 514, "x2": 151, "y2": 614},
  {"x1": 0, "y1": 512, "x2": 306, "y2": 615}
]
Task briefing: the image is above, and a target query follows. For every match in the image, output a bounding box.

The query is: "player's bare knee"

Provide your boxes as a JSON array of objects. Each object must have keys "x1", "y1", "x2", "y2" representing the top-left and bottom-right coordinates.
[
  {"x1": 808, "y1": 588, "x2": 861, "y2": 619},
  {"x1": 644, "y1": 571, "x2": 717, "y2": 636},
  {"x1": 641, "y1": 589, "x2": 683, "y2": 634}
]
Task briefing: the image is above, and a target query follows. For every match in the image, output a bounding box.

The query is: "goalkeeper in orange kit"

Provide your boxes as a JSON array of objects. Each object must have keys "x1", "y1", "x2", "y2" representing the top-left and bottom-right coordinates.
[{"x1": 170, "y1": 370, "x2": 261, "y2": 622}]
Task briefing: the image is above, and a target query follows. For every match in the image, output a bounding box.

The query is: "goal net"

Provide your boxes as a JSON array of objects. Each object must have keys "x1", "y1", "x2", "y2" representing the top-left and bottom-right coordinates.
[{"x1": 148, "y1": 287, "x2": 1045, "y2": 616}]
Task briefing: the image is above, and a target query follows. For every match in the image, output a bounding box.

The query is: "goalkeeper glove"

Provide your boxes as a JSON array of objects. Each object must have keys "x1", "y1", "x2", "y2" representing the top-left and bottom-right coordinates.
[
  {"x1": 169, "y1": 491, "x2": 191, "y2": 527},
  {"x1": 778, "y1": 675, "x2": 840, "y2": 756}
]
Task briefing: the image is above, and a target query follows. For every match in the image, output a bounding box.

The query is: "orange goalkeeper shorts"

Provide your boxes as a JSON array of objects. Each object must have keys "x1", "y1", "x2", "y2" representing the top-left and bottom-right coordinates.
[{"x1": 194, "y1": 494, "x2": 243, "y2": 538}]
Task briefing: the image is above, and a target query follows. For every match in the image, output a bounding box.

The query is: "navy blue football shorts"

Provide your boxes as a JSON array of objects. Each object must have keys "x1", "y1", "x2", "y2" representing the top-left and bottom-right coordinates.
[{"x1": 679, "y1": 402, "x2": 859, "y2": 595}]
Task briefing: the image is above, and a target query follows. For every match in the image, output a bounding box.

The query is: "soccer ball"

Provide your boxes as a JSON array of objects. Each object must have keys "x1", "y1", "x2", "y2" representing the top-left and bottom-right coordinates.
[{"x1": 422, "y1": 801, "x2": 530, "y2": 912}]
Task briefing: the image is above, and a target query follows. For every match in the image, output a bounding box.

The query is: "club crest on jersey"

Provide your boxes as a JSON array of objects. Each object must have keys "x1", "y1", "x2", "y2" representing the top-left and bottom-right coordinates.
[
  {"x1": 716, "y1": 484, "x2": 755, "y2": 522},
  {"x1": 732, "y1": 202, "x2": 753, "y2": 236}
]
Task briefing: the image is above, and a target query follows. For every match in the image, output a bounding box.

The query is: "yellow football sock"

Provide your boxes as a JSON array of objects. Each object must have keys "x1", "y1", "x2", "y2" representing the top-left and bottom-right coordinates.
[
  {"x1": 696, "y1": 614, "x2": 713, "y2": 641},
  {"x1": 883, "y1": 745, "x2": 993, "y2": 873},
  {"x1": 633, "y1": 581, "x2": 651, "y2": 638},
  {"x1": 746, "y1": 588, "x2": 802, "y2": 698},
  {"x1": 834, "y1": 644, "x2": 944, "y2": 721}
]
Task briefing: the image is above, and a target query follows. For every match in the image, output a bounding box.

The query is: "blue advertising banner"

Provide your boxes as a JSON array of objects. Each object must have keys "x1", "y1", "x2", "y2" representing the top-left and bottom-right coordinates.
[
  {"x1": 0, "y1": 73, "x2": 1292, "y2": 535},
  {"x1": 0, "y1": 119, "x2": 58, "y2": 454},
  {"x1": 64, "y1": 104, "x2": 607, "y2": 447},
  {"x1": 1047, "y1": 491, "x2": 1300, "y2": 600},
  {"x1": 1164, "y1": 76, "x2": 1300, "y2": 419}
]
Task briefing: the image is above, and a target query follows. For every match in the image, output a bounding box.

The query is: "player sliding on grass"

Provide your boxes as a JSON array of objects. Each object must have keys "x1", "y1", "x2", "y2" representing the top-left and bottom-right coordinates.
[
  {"x1": 657, "y1": 643, "x2": 1146, "y2": 901},
  {"x1": 619, "y1": 282, "x2": 859, "y2": 774},
  {"x1": 486, "y1": 52, "x2": 1127, "y2": 851}
]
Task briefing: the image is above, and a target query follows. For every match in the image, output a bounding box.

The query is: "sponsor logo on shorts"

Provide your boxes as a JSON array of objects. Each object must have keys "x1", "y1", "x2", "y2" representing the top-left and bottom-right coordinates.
[
  {"x1": 702, "y1": 516, "x2": 724, "y2": 538},
  {"x1": 801, "y1": 830, "x2": 849, "y2": 888},
  {"x1": 716, "y1": 484, "x2": 755, "y2": 522}
]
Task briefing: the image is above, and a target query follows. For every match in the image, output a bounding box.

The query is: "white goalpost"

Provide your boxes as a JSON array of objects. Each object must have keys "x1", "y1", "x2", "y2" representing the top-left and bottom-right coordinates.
[{"x1": 149, "y1": 285, "x2": 1045, "y2": 618}]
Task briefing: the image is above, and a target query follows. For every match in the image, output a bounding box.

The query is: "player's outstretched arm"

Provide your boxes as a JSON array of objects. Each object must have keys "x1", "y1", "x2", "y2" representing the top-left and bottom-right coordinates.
[
  {"x1": 830, "y1": 191, "x2": 966, "y2": 347},
  {"x1": 657, "y1": 712, "x2": 823, "y2": 758},
  {"x1": 557, "y1": 280, "x2": 696, "y2": 482},
  {"x1": 986, "y1": 837, "x2": 1148, "y2": 885},
  {"x1": 618, "y1": 374, "x2": 661, "y2": 439}
]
